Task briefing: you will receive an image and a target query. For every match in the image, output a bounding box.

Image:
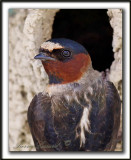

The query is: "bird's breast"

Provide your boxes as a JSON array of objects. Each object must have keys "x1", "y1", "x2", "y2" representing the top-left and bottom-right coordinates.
[{"x1": 50, "y1": 90, "x2": 94, "y2": 147}]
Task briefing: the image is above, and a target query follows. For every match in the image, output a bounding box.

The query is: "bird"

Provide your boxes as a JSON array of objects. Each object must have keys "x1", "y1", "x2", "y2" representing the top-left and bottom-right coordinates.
[{"x1": 28, "y1": 38, "x2": 121, "y2": 151}]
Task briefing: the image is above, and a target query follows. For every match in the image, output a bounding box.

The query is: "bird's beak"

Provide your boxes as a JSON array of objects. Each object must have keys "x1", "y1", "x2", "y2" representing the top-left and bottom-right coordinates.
[{"x1": 34, "y1": 52, "x2": 56, "y2": 61}]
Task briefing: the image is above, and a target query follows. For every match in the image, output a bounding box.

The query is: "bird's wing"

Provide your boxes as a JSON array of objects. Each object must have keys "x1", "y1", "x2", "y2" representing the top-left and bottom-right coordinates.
[
  {"x1": 28, "y1": 92, "x2": 61, "y2": 151},
  {"x1": 104, "y1": 81, "x2": 121, "y2": 151},
  {"x1": 83, "y1": 81, "x2": 121, "y2": 151}
]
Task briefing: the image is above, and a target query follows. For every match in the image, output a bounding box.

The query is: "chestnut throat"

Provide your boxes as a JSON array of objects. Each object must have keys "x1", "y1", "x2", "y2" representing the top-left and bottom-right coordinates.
[{"x1": 42, "y1": 54, "x2": 91, "y2": 85}]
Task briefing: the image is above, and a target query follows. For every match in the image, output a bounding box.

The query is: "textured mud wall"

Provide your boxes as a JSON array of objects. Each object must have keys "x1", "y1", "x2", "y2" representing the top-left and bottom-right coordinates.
[
  {"x1": 107, "y1": 9, "x2": 122, "y2": 151},
  {"x1": 9, "y1": 9, "x2": 122, "y2": 151},
  {"x1": 107, "y1": 9, "x2": 122, "y2": 99}
]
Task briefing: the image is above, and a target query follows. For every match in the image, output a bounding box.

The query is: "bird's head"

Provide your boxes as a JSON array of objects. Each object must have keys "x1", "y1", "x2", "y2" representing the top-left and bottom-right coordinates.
[{"x1": 34, "y1": 38, "x2": 92, "y2": 85}]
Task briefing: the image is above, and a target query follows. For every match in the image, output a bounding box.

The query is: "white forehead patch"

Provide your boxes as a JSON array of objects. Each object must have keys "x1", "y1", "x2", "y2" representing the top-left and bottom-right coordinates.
[{"x1": 40, "y1": 41, "x2": 63, "y2": 52}]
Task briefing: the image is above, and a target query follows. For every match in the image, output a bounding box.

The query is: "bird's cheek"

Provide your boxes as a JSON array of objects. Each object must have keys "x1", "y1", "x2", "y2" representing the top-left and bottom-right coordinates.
[{"x1": 42, "y1": 54, "x2": 91, "y2": 84}]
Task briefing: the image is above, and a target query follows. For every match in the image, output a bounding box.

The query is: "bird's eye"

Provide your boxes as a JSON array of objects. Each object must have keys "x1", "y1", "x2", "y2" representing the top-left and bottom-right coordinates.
[{"x1": 61, "y1": 50, "x2": 71, "y2": 57}]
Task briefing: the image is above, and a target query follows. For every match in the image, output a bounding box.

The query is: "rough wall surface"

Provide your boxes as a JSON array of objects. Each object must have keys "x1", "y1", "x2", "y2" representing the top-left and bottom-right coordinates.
[
  {"x1": 107, "y1": 9, "x2": 122, "y2": 151},
  {"x1": 9, "y1": 9, "x2": 59, "y2": 151},
  {"x1": 107, "y1": 9, "x2": 122, "y2": 99},
  {"x1": 9, "y1": 9, "x2": 122, "y2": 151}
]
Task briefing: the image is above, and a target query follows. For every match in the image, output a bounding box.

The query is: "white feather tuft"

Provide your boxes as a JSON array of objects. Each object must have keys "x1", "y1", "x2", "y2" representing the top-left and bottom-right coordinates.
[{"x1": 79, "y1": 105, "x2": 91, "y2": 147}]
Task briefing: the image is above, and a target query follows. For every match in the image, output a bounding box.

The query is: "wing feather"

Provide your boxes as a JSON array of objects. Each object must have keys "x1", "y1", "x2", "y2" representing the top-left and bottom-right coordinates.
[
  {"x1": 28, "y1": 93, "x2": 56, "y2": 151},
  {"x1": 84, "y1": 81, "x2": 121, "y2": 151}
]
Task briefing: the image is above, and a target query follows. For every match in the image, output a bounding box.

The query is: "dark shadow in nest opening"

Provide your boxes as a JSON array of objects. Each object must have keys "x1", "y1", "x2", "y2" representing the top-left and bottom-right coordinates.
[{"x1": 52, "y1": 9, "x2": 114, "y2": 72}]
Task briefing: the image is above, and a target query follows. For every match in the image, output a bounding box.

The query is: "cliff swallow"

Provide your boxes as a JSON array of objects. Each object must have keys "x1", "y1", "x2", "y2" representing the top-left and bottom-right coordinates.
[{"x1": 28, "y1": 38, "x2": 121, "y2": 151}]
